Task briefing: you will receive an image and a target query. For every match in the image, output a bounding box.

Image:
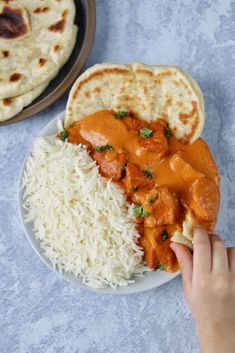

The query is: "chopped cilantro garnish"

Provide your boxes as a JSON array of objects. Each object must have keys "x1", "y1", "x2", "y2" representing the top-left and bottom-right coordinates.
[
  {"x1": 139, "y1": 127, "x2": 154, "y2": 138},
  {"x1": 157, "y1": 263, "x2": 165, "y2": 271},
  {"x1": 162, "y1": 230, "x2": 168, "y2": 240},
  {"x1": 144, "y1": 169, "x2": 153, "y2": 179},
  {"x1": 133, "y1": 204, "x2": 149, "y2": 217},
  {"x1": 96, "y1": 145, "x2": 114, "y2": 153},
  {"x1": 115, "y1": 111, "x2": 128, "y2": 119},
  {"x1": 60, "y1": 130, "x2": 68, "y2": 142}
]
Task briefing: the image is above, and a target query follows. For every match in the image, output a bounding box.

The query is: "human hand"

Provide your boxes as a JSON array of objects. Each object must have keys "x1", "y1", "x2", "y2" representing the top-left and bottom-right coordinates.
[{"x1": 171, "y1": 226, "x2": 235, "y2": 353}]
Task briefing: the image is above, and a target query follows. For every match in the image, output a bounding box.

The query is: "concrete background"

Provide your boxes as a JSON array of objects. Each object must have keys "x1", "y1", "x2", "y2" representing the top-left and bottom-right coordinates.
[{"x1": 1, "y1": 1, "x2": 235, "y2": 352}]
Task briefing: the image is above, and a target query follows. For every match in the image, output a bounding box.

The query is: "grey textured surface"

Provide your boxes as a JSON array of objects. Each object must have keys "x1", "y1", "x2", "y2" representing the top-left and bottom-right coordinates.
[{"x1": 1, "y1": 0, "x2": 235, "y2": 352}]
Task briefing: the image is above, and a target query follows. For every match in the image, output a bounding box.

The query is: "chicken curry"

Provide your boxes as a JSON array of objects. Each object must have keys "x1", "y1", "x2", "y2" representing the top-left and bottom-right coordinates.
[{"x1": 59, "y1": 110, "x2": 220, "y2": 272}]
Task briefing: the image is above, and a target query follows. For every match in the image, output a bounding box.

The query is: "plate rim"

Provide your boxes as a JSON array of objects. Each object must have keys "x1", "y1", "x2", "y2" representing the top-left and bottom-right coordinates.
[
  {"x1": 0, "y1": 0, "x2": 96, "y2": 127},
  {"x1": 18, "y1": 111, "x2": 180, "y2": 295}
]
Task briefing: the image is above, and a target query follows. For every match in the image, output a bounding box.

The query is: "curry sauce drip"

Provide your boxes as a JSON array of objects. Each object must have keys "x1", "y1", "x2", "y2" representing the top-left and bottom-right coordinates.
[{"x1": 65, "y1": 110, "x2": 220, "y2": 272}]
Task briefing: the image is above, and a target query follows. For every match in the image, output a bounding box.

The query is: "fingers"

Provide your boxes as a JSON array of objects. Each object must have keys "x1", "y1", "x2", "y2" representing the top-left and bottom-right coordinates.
[
  {"x1": 170, "y1": 243, "x2": 193, "y2": 293},
  {"x1": 193, "y1": 226, "x2": 211, "y2": 279},
  {"x1": 227, "y1": 247, "x2": 235, "y2": 272},
  {"x1": 210, "y1": 235, "x2": 229, "y2": 272}
]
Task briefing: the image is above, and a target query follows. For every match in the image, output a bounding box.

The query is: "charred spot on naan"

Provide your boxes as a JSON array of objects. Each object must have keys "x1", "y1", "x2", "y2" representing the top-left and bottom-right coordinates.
[
  {"x1": 157, "y1": 70, "x2": 176, "y2": 79},
  {"x1": 48, "y1": 9, "x2": 68, "y2": 33},
  {"x1": 179, "y1": 101, "x2": 198, "y2": 126},
  {"x1": 174, "y1": 101, "x2": 201, "y2": 144},
  {"x1": 33, "y1": 7, "x2": 49, "y2": 14},
  {"x1": 178, "y1": 78, "x2": 193, "y2": 96},
  {"x1": 93, "y1": 87, "x2": 101, "y2": 93},
  {"x1": 62, "y1": 9, "x2": 68, "y2": 17},
  {"x1": 54, "y1": 44, "x2": 61, "y2": 52},
  {"x1": 3, "y1": 97, "x2": 13, "y2": 106},
  {"x1": 0, "y1": 6, "x2": 28, "y2": 39},
  {"x1": 2, "y1": 50, "x2": 9, "y2": 58},
  {"x1": 9, "y1": 72, "x2": 21, "y2": 82},
  {"x1": 135, "y1": 69, "x2": 154, "y2": 77},
  {"x1": 38, "y1": 58, "x2": 46, "y2": 67},
  {"x1": 49, "y1": 19, "x2": 65, "y2": 33}
]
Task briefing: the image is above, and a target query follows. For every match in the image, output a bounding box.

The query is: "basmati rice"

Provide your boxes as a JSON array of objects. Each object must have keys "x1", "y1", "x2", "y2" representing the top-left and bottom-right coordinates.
[{"x1": 22, "y1": 137, "x2": 146, "y2": 288}]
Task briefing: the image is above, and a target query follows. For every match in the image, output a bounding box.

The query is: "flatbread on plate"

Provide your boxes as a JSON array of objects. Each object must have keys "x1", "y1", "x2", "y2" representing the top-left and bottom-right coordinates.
[{"x1": 65, "y1": 63, "x2": 204, "y2": 144}]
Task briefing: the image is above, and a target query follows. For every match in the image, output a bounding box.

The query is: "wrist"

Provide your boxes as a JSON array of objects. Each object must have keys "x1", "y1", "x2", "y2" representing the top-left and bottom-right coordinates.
[{"x1": 195, "y1": 318, "x2": 235, "y2": 353}]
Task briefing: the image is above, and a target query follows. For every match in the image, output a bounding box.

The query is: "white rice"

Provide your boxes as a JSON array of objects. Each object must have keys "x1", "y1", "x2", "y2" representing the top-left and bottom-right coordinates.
[{"x1": 22, "y1": 137, "x2": 146, "y2": 288}]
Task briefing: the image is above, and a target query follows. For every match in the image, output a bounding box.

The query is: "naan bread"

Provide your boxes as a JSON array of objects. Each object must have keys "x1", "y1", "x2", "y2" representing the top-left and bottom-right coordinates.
[
  {"x1": 0, "y1": 81, "x2": 49, "y2": 122},
  {"x1": 0, "y1": 0, "x2": 77, "y2": 99},
  {"x1": 171, "y1": 211, "x2": 197, "y2": 250},
  {"x1": 65, "y1": 63, "x2": 204, "y2": 144}
]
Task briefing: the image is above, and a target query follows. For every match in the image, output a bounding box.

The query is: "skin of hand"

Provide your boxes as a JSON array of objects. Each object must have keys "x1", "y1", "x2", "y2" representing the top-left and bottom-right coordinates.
[{"x1": 170, "y1": 226, "x2": 235, "y2": 353}]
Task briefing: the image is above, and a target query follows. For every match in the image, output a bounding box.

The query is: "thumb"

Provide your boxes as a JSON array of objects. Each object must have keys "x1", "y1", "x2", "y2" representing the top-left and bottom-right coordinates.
[{"x1": 170, "y1": 243, "x2": 193, "y2": 295}]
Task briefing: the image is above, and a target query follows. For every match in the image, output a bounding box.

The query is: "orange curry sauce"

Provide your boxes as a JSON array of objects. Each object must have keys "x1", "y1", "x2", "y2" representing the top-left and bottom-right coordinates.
[{"x1": 64, "y1": 110, "x2": 220, "y2": 272}]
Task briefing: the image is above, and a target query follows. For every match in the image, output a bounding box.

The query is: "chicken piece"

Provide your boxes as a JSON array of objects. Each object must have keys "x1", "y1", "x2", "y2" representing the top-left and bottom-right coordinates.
[
  {"x1": 170, "y1": 152, "x2": 203, "y2": 184},
  {"x1": 118, "y1": 152, "x2": 128, "y2": 168},
  {"x1": 123, "y1": 163, "x2": 154, "y2": 193},
  {"x1": 139, "y1": 228, "x2": 159, "y2": 269},
  {"x1": 190, "y1": 177, "x2": 219, "y2": 221},
  {"x1": 139, "y1": 226, "x2": 178, "y2": 271},
  {"x1": 153, "y1": 187, "x2": 181, "y2": 225},
  {"x1": 122, "y1": 116, "x2": 144, "y2": 131},
  {"x1": 144, "y1": 215, "x2": 158, "y2": 228},
  {"x1": 93, "y1": 151, "x2": 127, "y2": 181},
  {"x1": 134, "y1": 217, "x2": 144, "y2": 225},
  {"x1": 133, "y1": 188, "x2": 158, "y2": 207},
  {"x1": 149, "y1": 119, "x2": 168, "y2": 132},
  {"x1": 139, "y1": 120, "x2": 169, "y2": 159},
  {"x1": 66, "y1": 123, "x2": 91, "y2": 147},
  {"x1": 133, "y1": 187, "x2": 181, "y2": 225}
]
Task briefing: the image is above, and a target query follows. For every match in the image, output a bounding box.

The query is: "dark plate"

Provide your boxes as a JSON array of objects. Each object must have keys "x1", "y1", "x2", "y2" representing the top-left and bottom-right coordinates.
[{"x1": 0, "y1": 0, "x2": 96, "y2": 126}]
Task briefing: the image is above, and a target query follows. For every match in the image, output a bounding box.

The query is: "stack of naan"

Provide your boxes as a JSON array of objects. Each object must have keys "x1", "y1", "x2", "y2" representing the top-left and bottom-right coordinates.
[{"x1": 0, "y1": 0, "x2": 77, "y2": 122}]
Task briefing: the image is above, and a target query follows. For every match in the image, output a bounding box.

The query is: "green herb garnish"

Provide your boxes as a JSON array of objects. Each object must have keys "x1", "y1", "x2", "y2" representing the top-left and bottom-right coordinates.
[
  {"x1": 139, "y1": 127, "x2": 154, "y2": 138},
  {"x1": 131, "y1": 186, "x2": 138, "y2": 192},
  {"x1": 144, "y1": 169, "x2": 153, "y2": 179},
  {"x1": 162, "y1": 230, "x2": 168, "y2": 240},
  {"x1": 115, "y1": 111, "x2": 128, "y2": 119},
  {"x1": 96, "y1": 145, "x2": 114, "y2": 153},
  {"x1": 133, "y1": 204, "x2": 149, "y2": 218},
  {"x1": 163, "y1": 127, "x2": 171, "y2": 139},
  {"x1": 149, "y1": 197, "x2": 156, "y2": 204},
  {"x1": 157, "y1": 263, "x2": 165, "y2": 271},
  {"x1": 60, "y1": 130, "x2": 68, "y2": 142}
]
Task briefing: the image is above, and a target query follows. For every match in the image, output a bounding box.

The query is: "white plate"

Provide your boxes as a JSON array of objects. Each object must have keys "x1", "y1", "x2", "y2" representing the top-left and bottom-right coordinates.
[{"x1": 18, "y1": 111, "x2": 179, "y2": 294}]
